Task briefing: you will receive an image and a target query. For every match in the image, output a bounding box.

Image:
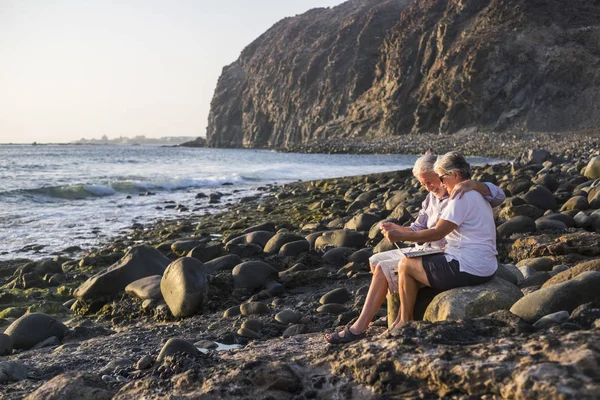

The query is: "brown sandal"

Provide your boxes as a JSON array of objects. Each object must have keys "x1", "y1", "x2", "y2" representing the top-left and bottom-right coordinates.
[{"x1": 325, "y1": 327, "x2": 365, "y2": 344}]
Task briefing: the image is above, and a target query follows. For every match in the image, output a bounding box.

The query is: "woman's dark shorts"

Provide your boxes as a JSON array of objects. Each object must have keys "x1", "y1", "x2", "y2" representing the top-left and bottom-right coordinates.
[{"x1": 421, "y1": 254, "x2": 493, "y2": 291}]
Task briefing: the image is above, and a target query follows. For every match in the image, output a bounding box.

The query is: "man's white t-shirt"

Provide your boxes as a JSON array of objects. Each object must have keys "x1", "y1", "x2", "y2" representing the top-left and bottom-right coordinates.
[{"x1": 440, "y1": 191, "x2": 498, "y2": 277}]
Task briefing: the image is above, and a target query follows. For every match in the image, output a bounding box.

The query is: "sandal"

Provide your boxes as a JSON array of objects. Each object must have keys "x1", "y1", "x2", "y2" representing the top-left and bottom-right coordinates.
[{"x1": 325, "y1": 327, "x2": 365, "y2": 344}]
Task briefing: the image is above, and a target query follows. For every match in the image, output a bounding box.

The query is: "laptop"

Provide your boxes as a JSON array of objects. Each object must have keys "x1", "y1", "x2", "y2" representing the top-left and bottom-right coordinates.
[{"x1": 394, "y1": 243, "x2": 444, "y2": 258}]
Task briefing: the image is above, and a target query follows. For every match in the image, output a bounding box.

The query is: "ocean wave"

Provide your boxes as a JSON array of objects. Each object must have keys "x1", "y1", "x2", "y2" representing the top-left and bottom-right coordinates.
[{"x1": 0, "y1": 174, "x2": 248, "y2": 200}]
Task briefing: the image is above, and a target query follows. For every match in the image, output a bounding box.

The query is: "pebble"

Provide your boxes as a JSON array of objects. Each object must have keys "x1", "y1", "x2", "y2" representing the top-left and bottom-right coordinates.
[
  {"x1": 101, "y1": 375, "x2": 116, "y2": 383},
  {"x1": 316, "y1": 304, "x2": 347, "y2": 314},
  {"x1": 532, "y1": 311, "x2": 571, "y2": 330}
]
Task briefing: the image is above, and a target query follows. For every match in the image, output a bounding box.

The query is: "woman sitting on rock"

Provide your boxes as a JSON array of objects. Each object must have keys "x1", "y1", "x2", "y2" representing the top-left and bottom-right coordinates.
[{"x1": 326, "y1": 151, "x2": 502, "y2": 343}]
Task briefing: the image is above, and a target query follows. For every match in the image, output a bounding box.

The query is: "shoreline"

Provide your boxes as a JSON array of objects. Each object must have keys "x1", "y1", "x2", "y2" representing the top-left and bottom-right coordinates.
[{"x1": 1, "y1": 137, "x2": 600, "y2": 398}]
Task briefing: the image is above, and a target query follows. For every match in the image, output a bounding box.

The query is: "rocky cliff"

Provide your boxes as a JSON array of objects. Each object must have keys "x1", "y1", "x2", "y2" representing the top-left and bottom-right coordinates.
[{"x1": 206, "y1": 0, "x2": 600, "y2": 148}]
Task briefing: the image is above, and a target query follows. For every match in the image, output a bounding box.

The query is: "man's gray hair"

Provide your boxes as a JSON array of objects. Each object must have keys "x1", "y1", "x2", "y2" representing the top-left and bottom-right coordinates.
[
  {"x1": 434, "y1": 151, "x2": 472, "y2": 179},
  {"x1": 412, "y1": 154, "x2": 437, "y2": 177}
]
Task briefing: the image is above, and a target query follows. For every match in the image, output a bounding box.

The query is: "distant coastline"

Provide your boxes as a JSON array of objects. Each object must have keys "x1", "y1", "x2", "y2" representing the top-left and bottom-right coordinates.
[{"x1": 0, "y1": 135, "x2": 205, "y2": 147}]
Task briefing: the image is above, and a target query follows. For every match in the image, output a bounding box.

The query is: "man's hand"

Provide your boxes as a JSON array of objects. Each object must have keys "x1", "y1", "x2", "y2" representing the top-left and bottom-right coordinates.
[
  {"x1": 380, "y1": 223, "x2": 406, "y2": 243},
  {"x1": 450, "y1": 179, "x2": 491, "y2": 200}
]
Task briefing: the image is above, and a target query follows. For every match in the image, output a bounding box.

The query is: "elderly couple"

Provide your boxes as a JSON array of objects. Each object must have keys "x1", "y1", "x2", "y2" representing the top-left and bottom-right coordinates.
[{"x1": 326, "y1": 151, "x2": 505, "y2": 344}]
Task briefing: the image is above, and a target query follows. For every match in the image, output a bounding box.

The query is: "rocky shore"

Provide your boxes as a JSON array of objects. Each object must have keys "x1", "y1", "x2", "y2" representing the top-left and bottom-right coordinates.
[{"x1": 1, "y1": 140, "x2": 600, "y2": 399}]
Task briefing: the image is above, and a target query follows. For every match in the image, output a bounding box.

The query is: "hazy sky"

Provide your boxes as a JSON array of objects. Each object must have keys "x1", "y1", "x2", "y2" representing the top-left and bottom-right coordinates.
[{"x1": 0, "y1": 0, "x2": 345, "y2": 143}]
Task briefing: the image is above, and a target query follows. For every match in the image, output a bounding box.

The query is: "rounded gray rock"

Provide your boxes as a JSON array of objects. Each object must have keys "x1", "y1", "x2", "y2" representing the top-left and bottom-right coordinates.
[
  {"x1": 278, "y1": 240, "x2": 310, "y2": 257},
  {"x1": 274, "y1": 310, "x2": 302, "y2": 325},
  {"x1": 240, "y1": 302, "x2": 270, "y2": 316},
  {"x1": 204, "y1": 254, "x2": 243, "y2": 272},
  {"x1": 316, "y1": 304, "x2": 347, "y2": 314},
  {"x1": 232, "y1": 261, "x2": 278, "y2": 291},
  {"x1": 4, "y1": 313, "x2": 68, "y2": 350},
  {"x1": 157, "y1": 338, "x2": 200, "y2": 361},
  {"x1": 160, "y1": 257, "x2": 209, "y2": 318},
  {"x1": 497, "y1": 216, "x2": 537, "y2": 238},
  {"x1": 322, "y1": 247, "x2": 354, "y2": 266},
  {"x1": 264, "y1": 232, "x2": 306, "y2": 254},
  {"x1": 319, "y1": 287, "x2": 352, "y2": 305}
]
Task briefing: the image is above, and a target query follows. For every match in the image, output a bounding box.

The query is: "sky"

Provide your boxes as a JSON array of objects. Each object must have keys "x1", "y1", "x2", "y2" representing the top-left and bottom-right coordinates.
[{"x1": 0, "y1": 0, "x2": 346, "y2": 143}]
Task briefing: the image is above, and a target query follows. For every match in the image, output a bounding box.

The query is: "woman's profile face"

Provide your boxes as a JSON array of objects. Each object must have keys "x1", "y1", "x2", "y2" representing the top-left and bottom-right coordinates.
[
  {"x1": 417, "y1": 171, "x2": 447, "y2": 199},
  {"x1": 439, "y1": 170, "x2": 461, "y2": 192}
]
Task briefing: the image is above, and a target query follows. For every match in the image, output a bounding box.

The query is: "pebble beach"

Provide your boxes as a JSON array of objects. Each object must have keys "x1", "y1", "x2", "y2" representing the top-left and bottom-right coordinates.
[{"x1": 1, "y1": 130, "x2": 600, "y2": 399}]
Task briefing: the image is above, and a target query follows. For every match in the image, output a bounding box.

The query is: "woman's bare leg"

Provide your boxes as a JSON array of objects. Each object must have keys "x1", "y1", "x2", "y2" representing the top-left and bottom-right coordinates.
[
  {"x1": 390, "y1": 257, "x2": 430, "y2": 330},
  {"x1": 325, "y1": 264, "x2": 389, "y2": 340}
]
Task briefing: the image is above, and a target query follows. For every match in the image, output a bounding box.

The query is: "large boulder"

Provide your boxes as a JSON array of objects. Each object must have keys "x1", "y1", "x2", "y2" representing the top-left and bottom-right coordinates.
[
  {"x1": 560, "y1": 196, "x2": 589, "y2": 211},
  {"x1": 160, "y1": 258, "x2": 209, "y2": 318},
  {"x1": 424, "y1": 278, "x2": 523, "y2": 322},
  {"x1": 232, "y1": 261, "x2": 278, "y2": 291},
  {"x1": 4, "y1": 313, "x2": 68, "y2": 350},
  {"x1": 125, "y1": 275, "x2": 162, "y2": 300},
  {"x1": 23, "y1": 372, "x2": 114, "y2": 400},
  {"x1": 542, "y1": 258, "x2": 600, "y2": 287},
  {"x1": 74, "y1": 245, "x2": 170, "y2": 301},
  {"x1": 263, "y1": 232, "x2": 306, "y2": 255},
  {"x1": 510, "y1": 271, "x2": 600, "y2": 322},
  {"x1": 278, "y1": 240, "x2": 310, "y2": 257},
  {"x1": 516, "y1": 257, "x2": 554, "y2": 272}
]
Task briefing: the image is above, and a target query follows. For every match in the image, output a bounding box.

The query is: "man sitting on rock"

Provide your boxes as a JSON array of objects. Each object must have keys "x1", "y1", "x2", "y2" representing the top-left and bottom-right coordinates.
[{"x1": 326, "y1": 152, "x2": 505, "y2": 344}]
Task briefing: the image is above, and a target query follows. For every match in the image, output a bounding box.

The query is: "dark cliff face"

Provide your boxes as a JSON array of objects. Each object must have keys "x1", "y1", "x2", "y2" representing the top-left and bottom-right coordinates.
[{"x1": 207, "y1": 0, "x2": 600, "y2": 148}]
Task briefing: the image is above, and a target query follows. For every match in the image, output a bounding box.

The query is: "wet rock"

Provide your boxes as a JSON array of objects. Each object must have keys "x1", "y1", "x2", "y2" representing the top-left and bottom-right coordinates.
[
  {"x1": 319, "y1": 288, "x2": 352, "y2": 305},
  {"x1": 232, "y1": 261, "x2": 278, "y2": 291},
  {"x1": 532, "y1": 310, "x2": 570, "y2": 330},
  {"x1": 4, "y1": 313, "x2": 68, "y2": 350},
  {"x1": 74, "y1": 245, "x2": 170, "y2": 301},
  {"x1": 322, "y1": 247, "x2": 354, "y2": 266},
  {"x1": 125, "y1": 275, "x2": 163, "y2": 300},
  {"x1": 511, "y1": 271, "x2": 600, "y2": 322},
  {"x1": 278, "y1": 240, "x2": 310, "y2": 257},
  {"x1": 424, "y1": 278, "x2": 523, "y2": 322},
  {"x1": 275, "y1": 310, "x2": 302, "y2": 325},
  {"x1": 0, "y1": 333, "x2": 12, "y2": 356},
  {"x1": 240, "y1": 302, "x2": 269, "y2": 316},
  {"x1": 157, "y1": 338, "x2": 201, "y2": 361},
  {"x1": 263, "y1": 232, "x2": 306, "y2": 255},
  {"x1": 0, "y1": 361, "x2": 29, "y2": 383},
  {"x1": 204, "y1": 254, "x2": 242, "y2": 272},
  {"x1": 160, "y1": 257, "x2": 209, "y2": 318},
  {"x1": 23, "y1": 372, "x2": 114, "y2": 400},
  {"x1": 497, "y1": 216, "x2": 537, "y2": 238}
]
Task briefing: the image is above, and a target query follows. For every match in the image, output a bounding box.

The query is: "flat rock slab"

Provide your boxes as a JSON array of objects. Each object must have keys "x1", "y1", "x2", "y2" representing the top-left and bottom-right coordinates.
[{"x1": 125, "y1": 275, "x2": 162, "y2": 300}]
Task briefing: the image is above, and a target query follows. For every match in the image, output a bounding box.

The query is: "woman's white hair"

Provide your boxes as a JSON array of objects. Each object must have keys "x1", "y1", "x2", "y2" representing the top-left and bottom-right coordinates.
[
  {"x1": 412, "y1": 154, "x2": 437, "y2": 177},
  {"x1": 434, "y1": 151, "x2": 472, "y2": 179}
]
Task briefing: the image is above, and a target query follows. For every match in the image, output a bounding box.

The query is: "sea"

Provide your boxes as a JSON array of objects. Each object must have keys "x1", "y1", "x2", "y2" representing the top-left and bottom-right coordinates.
[{"x1": 0, "y1": 145, "x2": 499, "y2": 261}]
